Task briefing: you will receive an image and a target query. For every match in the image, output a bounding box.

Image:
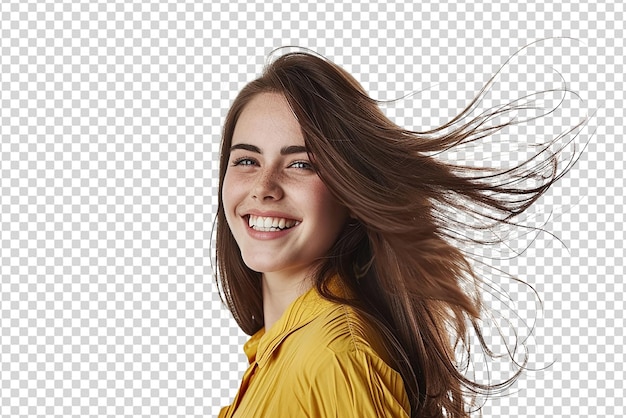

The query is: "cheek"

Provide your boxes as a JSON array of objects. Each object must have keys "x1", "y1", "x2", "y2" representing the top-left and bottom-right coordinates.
[
  {"x1": 308, "y1": 181, "x2": 348, "y2": 230},
  {"x1": 221, "y1": 172, "x2": 242, "y2": 222},
  {"x1": 221, "y1": 175, "x2": 232, "y2": 211}
]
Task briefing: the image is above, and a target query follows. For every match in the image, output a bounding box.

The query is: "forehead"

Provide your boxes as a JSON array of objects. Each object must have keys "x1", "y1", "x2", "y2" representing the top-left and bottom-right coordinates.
[{"x1": 232, "y1": 92, "x2": 304, "y2": 146}]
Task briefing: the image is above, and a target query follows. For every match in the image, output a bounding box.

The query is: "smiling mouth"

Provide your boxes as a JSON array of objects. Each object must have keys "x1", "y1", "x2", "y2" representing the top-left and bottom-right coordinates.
[{"x1": 247, "y1": 215, "x2": 300, "y2": 232}]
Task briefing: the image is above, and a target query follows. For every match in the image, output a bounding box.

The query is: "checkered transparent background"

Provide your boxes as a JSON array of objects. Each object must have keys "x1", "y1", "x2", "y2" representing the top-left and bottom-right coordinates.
[{"x1": 0, "y1": 1, "x2": 623, "y2": 417}]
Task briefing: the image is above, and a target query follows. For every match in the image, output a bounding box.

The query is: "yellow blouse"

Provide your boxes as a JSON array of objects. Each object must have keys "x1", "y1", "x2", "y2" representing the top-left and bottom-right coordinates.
[{"x1": 218, "y1": 284, "x2": 410, "y2": 417}]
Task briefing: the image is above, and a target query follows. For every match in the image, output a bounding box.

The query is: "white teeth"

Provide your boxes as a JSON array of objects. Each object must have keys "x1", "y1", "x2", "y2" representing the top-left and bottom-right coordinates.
[{"x1": 247, "y1": 215, "x2": 299, "y2": 232}]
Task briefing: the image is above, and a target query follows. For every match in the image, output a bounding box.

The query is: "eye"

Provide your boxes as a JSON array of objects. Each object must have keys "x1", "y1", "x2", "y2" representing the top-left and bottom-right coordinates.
[
  {"x1": 232, "y1": 157, "x2": 257, "y2": 167},
  {"x1": 289, "y1": 161, "x2": 314, "y2": 170}
]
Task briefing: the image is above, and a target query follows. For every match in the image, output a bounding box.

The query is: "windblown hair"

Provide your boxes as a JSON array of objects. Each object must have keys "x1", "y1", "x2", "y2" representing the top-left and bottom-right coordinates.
[{"x1": 216, "y1": 48, "x2": 587, "y2": 417}]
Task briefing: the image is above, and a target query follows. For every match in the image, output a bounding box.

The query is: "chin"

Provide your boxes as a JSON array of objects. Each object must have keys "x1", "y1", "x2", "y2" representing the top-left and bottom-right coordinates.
[
  {"x1": 241, "y1": 254, "x2": 311, "y2": 278},
  {"x1": 240, "y1": 254, "x2": 282, "y2": 274}
]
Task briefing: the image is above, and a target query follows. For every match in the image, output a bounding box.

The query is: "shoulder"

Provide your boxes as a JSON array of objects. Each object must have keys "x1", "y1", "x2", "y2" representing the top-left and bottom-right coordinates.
[
  {"x1": 304, "y1": 347, "x2": 410, "y2": 417},
  {"x1": 302, "y1": 300, "x2": 391, "y2": 360},
  {"x1": 298, "y1": 300, "x2": 395, "y2": 376},
  {"x1": 287, "y1": 300, "x2": 410, "y2": 416}
]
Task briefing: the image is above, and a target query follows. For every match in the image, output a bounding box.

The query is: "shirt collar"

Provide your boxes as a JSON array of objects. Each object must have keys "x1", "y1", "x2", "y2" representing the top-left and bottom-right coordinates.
[{"x1": 243, "y1": 278, "x2": 346, "y2": 368}]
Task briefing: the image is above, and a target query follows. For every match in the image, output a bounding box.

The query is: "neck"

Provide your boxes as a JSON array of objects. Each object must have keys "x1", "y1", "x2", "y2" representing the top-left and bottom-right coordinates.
[{"x1": 262, "y1": 270, "x2": 313, "y2": 331}]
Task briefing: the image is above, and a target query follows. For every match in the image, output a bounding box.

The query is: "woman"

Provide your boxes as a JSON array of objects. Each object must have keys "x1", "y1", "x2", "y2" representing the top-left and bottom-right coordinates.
[{"x1": 216, "y1": 49, "x2": 586, "y2": 417}]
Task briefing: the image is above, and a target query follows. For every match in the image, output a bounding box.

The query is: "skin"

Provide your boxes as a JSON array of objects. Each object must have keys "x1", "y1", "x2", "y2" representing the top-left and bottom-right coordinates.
[{"x1": 222, "y1": 92, "x2": 349, "y2": 330}]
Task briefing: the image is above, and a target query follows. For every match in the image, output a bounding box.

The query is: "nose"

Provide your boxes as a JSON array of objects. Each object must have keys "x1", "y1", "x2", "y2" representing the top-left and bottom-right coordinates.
[{"x1": 251, "y1": 167, "x2": 284, "y2": 201}]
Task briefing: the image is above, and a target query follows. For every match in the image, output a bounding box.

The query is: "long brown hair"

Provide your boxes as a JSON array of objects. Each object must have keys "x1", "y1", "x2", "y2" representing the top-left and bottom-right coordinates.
[{"x1": 216, "y1": 48, "x2": 588, "y2": 417}]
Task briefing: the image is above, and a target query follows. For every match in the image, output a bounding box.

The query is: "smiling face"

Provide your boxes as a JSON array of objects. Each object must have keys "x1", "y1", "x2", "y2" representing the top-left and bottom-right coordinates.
[{"x1": 222, "y1": 92, "x2": 349, "y2": 282}]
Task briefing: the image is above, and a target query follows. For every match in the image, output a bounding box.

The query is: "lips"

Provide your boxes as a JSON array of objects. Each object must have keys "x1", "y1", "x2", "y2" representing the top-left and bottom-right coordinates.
[{"x1": 247, "y1": 214, "x2": 301, "y2": 232}]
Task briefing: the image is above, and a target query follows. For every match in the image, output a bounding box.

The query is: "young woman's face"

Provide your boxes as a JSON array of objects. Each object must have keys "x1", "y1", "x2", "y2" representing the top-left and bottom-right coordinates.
[{"x1": 222, "y1": 92, "x2": 348, "y2": 281}]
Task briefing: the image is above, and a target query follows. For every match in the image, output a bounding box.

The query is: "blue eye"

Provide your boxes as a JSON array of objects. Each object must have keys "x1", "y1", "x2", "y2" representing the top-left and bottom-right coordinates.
[
  {"x1": 232, "y1": 157, "x2": 257, "y2": 166},
  {"x1": 290, "y1": 161, "x2": 313, "y2": 170}
]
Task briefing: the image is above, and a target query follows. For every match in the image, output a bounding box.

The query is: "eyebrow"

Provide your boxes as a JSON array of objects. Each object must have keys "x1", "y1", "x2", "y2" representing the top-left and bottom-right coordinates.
[{"x1": 230, "y1": 143, "x2": 308, "y2": 155}]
